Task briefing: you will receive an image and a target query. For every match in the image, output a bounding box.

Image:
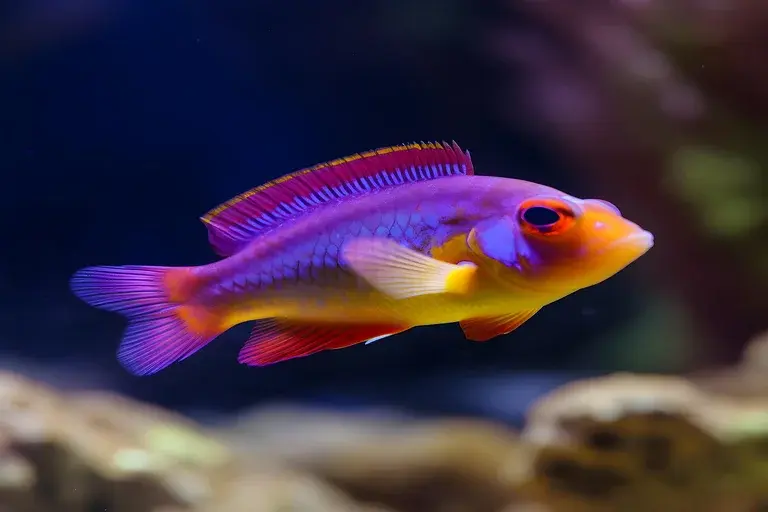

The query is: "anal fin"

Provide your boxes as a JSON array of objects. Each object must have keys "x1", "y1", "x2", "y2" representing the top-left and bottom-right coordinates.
[
  {"x1": 459, "y1": 308, "x2": 540, "y2": 342},
  {"x1": 238, "y1": 320, "x2": 410, "y2": 366}
]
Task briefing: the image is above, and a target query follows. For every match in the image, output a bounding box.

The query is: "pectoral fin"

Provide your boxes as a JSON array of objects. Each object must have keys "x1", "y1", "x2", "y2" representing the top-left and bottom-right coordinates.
[
  {"x1": 460, "y1": 308, "x2": 540, "y2": 342},
  {"x1": 342, "y1": 237, "x2": 477, "y2": 299}
]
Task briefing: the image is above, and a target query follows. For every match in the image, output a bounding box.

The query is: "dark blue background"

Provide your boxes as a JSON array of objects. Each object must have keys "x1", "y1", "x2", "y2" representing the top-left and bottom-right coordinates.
[{"x1": 0, "y1": 0, "x2": 645, "y2": 424}]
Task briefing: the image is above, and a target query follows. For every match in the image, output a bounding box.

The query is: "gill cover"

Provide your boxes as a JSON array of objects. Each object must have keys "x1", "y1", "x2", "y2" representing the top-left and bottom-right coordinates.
[
  {"x1": 467, "y1": 195, "x2": 585, "y2": 272},
  {"x1": 468, "y1": 217, "x2": 520, "y2": 268}
]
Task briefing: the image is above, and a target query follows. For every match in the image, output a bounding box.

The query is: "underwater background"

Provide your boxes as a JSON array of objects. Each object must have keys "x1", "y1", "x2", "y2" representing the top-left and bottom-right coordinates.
[{"x1": 1, "y1": 1, "x2": 767, "y2": 510}]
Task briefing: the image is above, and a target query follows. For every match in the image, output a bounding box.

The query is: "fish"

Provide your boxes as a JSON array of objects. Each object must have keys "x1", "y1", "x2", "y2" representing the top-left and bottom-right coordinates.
[{"x1": 70, "y1": 141, "x2": 654, "y2": 376}]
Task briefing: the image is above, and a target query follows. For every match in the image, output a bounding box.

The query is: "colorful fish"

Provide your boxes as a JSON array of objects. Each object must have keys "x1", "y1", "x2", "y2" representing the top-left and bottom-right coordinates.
[{"x1": 70, "y1": 142, "x2": 654, "y2": 376}]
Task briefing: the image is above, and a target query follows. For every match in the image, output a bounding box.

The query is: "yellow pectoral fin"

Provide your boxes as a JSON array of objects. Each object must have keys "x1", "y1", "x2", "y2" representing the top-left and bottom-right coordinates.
[
  {"x1": 342, "y1": 237, "x2": 478, "y2": 300},
  {"x1": 460, "y1": 308, "x2": 541, "y2": 342}
]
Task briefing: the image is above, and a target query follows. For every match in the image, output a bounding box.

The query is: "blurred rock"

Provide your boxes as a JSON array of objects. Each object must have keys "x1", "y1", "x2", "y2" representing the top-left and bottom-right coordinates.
[
  {"x1": 3, "y1": 355, "x2": 768, "y2": 511},
  {"x1": 518, "y1": 373, "x2": 768, "y2": 512},
  {"x1": 215, "y1": 406, "x2": 527, "y2": 512},
  {"x1": 168, "y1": 470, "x2": 393, "y2": 512},
  {"x1": 692, "y1": 330, "x2": 768, "y2": 397},
  {"x1": 0, "y1": 372, "x2": 384, "y2": 512}
]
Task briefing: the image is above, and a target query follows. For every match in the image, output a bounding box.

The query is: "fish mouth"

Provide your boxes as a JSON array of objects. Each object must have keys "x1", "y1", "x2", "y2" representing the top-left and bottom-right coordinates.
[{"x1": 606, "y1": 230, "x2": 655, "y2": 253}]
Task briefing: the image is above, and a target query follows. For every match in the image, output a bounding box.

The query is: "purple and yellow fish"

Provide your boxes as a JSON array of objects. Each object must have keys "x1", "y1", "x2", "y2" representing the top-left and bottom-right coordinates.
[{"x1": 70, "y1": 142, "x2": 653, "y2": 375}]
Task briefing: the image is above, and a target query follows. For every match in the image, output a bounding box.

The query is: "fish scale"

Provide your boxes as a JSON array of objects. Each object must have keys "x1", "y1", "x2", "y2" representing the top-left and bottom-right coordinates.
[
  {"x1": 301, "y1": 210, "x2": 436, "y2": 284},
  {"x1": 198, "y1": 206, "x2": 447, "y2": 312}
]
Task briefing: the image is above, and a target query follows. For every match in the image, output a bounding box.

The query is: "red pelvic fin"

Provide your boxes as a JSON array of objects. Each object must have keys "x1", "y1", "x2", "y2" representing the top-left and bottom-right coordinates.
[
  {"x1": 200, "y1": 141, "x2": 474, "y2": 257},
  {"x1": 238, "y1": 320, "x2": 409, "y2": 366},
  {"x1": 459, "y1": 308, "x2": 541, "y2": 342}
]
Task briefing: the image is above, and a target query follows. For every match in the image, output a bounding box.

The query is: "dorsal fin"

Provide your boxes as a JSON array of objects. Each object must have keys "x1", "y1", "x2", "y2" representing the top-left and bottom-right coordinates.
[{"x1": 200, "y1": 141, "x2": 474, "y2": 257}]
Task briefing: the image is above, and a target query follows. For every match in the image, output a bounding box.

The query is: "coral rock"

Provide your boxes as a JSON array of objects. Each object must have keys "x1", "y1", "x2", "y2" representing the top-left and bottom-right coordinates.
[
  {"x1": 0, "y1": 373, "x2": 380, "y2": 512},
  {"x1": 518, "y1": 372, "x2": 768, "y2": 512},
  {"x1": 215, "y1": 407, "x2": 526, "y2": 512}
]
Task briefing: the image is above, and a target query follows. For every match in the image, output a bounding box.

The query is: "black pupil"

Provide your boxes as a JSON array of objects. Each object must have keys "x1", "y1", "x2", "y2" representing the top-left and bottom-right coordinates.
[{"x1": 522, "y1": 206, "x2": 561, "y2": 227}]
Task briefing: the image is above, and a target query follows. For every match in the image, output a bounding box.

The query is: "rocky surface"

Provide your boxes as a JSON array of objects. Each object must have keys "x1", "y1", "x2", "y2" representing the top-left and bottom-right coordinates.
[
  {"x1": 1, "y1": 333, "x2": 768, "y2": 511},
  {"x1": 0, "y1": 373, "x2": 389, "y2": 512},
  {"x1": 216, "y1": 407, "x2": 526, "y2": 512},
  {"x1": 520, "y1": 374, "x2": 768, "y2": 511}
]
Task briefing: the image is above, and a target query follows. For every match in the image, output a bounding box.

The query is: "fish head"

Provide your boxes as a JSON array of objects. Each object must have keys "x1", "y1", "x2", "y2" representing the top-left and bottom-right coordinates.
[{"x1": 468, "y1": 194, "x2": 653, "y2": 296}]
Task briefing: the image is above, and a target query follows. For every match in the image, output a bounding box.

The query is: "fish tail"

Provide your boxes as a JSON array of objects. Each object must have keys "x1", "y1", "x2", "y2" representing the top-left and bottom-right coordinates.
[{"x1": 70, "y1": 265, "x2": 224, "y2": 376}]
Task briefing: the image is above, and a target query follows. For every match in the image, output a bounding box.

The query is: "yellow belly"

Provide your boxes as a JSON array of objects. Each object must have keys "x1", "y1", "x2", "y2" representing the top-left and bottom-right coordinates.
[{"x1": 222, "y1": 285, "x2": 536, "y2": 328}]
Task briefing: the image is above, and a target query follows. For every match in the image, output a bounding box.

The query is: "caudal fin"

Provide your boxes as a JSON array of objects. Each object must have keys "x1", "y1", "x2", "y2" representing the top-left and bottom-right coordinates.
[{"x1": 70, "y1": 265, "x2": 222, "y2": 376}]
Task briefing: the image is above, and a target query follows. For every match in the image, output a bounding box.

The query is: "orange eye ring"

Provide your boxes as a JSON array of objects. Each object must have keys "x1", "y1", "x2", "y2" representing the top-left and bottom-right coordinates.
[{"x1": 518, "y1": 198, "x2": 576, "y2": 236}]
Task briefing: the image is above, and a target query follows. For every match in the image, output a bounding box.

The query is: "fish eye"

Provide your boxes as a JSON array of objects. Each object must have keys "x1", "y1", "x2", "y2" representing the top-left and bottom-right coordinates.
[
  {"x1": 518, "y1": 198, "x2": 576, "y2": 236},
  {"x1": 521, "y1": 206, "x2": 561, "y2": 227}
]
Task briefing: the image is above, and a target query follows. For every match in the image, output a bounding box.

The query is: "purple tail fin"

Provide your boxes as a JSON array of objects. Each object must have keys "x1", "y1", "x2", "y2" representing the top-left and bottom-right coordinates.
[{"x1": 70, "y1": 265, "x2": 221, "y2": 376}]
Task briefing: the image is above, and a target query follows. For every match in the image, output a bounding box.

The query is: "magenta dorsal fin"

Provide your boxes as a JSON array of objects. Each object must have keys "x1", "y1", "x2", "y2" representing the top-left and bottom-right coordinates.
[{"x1": 200, "y1": 141, "x2": 474, "y2": 257}]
